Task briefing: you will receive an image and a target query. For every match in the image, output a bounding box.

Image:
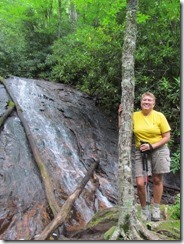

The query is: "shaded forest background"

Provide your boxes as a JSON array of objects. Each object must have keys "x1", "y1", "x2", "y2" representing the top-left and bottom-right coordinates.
[{"x1": 0, "y1": 0, "x2": 180, "y2": 172}]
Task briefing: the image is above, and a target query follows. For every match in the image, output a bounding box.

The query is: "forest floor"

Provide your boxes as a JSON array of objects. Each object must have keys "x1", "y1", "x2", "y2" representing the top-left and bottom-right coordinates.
[{"x1": 53, "y1": 203, "x2": 180, "y2": 241}]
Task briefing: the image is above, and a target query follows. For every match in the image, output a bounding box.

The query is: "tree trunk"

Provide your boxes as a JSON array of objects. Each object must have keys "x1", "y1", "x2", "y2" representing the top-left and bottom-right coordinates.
[
  {"x1": 69, "y1": 2, "x2": 77, "y2": 24},
  {"x1": 58, "y1": 0, "x2": 62, "y2": 38},
  {"x1": 34, "y1": 159, "x2": 99, "y2": 240},
  {"x1": 110, "y1": 1, "x2": 168, "y2": 240},
  {"x1": 118, "y1": 0, "x2": 137, "y2": 227},
  {"x1": 109, "y1": 0, "x2": 163, "y2": 240}
]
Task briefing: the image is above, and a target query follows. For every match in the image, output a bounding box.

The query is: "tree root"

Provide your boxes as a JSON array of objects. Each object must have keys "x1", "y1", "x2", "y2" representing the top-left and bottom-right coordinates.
[{"x1": 109, "y1": 208, "x2": 167, "y2": 240}]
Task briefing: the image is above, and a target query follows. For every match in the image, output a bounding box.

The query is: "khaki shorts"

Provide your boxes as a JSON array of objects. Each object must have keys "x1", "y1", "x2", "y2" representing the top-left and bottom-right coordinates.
[{"x1": 134, "y1": 145, "x2": 171, "y2": 177}]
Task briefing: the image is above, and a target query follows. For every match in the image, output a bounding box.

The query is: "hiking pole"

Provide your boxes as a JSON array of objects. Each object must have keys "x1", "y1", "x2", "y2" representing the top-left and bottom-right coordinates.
[{"x1": 140, "y1": 141, "x2": 151, "y2": 221}]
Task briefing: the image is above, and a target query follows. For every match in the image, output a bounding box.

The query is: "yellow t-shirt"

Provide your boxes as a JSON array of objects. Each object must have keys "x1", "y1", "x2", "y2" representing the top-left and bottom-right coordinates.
[{"x1": 133, "y1": 110, "x2": 171, "y2": 148}]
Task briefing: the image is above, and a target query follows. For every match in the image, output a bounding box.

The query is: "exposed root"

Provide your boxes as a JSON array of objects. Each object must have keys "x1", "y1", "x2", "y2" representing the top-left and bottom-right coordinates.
[
  {"x1": 109, "y1": 208, "x2": 166, "y2": 241},
  {"x1": 109, "y1": 226, "x2": 121, "y2": 240}
]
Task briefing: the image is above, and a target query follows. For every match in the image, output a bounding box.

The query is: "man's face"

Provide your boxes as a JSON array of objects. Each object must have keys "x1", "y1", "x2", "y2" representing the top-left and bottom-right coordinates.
[{"x1": 141, "y1": 95, "x2": 155, "y2": 112}]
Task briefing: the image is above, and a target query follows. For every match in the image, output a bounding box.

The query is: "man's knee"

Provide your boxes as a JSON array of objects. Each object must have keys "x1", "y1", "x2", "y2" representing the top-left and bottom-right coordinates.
[
  {"x1": 153, "y1": 174, "x2": 163, "y2": 185},
  {"x1": 136, "y1": 176, "x2": 145, "y2": 188}
]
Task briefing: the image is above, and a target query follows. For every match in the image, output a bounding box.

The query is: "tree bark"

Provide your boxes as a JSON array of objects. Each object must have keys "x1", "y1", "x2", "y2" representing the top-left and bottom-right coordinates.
[
  {"x1": 58, "y1": 0, "x2": 62, "y2": 38},
  {"x1": 0, "y1": 77, "x2": 60, "y2": 217},
  {"x1": 34, "y1": 158, "x2": 99, "y2": 240},
  {"x1": 69, "y1": 1, "x2": 77, "y2": 27},
  {"x1": 117, "y1": 0, "x2": 137, "y2": 227}
]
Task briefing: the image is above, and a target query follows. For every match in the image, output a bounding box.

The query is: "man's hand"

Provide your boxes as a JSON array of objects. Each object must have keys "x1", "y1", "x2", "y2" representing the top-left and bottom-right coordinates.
[{"x1": 140, "y1": 141, "x2": 153, "y2": 152}]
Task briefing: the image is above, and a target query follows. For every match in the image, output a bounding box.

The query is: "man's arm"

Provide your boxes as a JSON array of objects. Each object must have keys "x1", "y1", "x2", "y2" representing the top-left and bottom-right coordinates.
[{"x1": 152, "y1": 131, "x2": 171, "y2": 149}]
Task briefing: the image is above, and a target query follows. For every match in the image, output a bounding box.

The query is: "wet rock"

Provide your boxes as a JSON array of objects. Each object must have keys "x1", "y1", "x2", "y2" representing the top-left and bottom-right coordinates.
[
  {"x1": 65, "y1": 207, "x2": 119, "y2": 240},
  {"x1": 0, "y1": 77, "x2": 118, "y2": 240}
]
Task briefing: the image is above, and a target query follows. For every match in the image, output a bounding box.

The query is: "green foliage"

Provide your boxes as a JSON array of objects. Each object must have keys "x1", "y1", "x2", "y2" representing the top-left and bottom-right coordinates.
[
  {"x1": 0, "y1": 0, "x2": 72, "y2": 78},
  {"x1": 0, "y1": 0, "x2": 180, "y2": 160},
  {"x1": 170, "y1": 148, "x2": 180, "y2": 173},
  {"x1": 49, "y1": 26, "x2": 123, "y2": 112},
  {"x1": 168, "y1": 194, "x2": 180, "y2": 220},
  {"x1": 135, "y1": 0, "x2": 180, "y2": 100},
  {"x1": 75, "y1": 0, "x2": 126, "y2": 27},
  {"x1": 8, "y1": 100, "x2": 15, "y2": 107},
  {"x1": 134, "y1": 0, "x2": 180, "y2": 153},
  {"x1": 137, "y1": 11, "x2": 150, "y2": 23}
]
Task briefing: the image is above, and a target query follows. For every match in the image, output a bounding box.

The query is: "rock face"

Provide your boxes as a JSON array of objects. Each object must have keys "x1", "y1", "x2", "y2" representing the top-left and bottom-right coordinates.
[{"x1": 0, "y1": 77, "x2": 118, "y2": 240}]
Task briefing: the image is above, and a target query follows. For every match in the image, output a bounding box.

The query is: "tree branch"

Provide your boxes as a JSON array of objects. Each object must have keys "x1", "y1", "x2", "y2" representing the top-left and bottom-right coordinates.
[
  {"x1": 34, "y1": 159, "x2": 99, "y2": 240},
  {"x1": 0, "y1": 77, "x2": 60, "y2": 216},
  {"x1": 0, "y1": 101, "x2": 15, "y2": 128}
]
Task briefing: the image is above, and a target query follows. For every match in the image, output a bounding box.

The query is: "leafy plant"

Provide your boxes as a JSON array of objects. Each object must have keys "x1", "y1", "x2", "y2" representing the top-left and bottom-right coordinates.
[
  {"x1": 168, "y1": 194, "x2": 180, "y2": 220},
  {"x1": 170, "y1": 148, "x2": 180, "y2": 173}
]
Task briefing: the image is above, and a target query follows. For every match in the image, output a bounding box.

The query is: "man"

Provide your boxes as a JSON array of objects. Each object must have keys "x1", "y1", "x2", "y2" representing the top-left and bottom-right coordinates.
[{"x1": 118, "y1": 92, "x2": 171, "y2": 221}]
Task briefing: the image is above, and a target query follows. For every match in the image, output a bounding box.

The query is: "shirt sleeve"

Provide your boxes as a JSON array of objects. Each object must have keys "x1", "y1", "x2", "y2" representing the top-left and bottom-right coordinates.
[{"x1": 159, "y1": 113, "x2": 171, "y2": 133}]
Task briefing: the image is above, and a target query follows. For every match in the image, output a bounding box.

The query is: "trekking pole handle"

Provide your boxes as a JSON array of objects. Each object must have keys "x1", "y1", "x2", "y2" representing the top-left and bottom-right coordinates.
[
  {"x1": 145, "y1": 153, "x2": 148, "y2": 172},
  {"x1": 140, "y1": 140, "x2": 153, "y2": 151}
]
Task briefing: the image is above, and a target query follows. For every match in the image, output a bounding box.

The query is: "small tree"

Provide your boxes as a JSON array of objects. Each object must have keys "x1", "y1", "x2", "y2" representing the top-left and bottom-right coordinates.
[
  {"x1": 118, "y1": 0, "x2": 137, "y2": 216},
  {"x1": 110, "y1": 0, "x2": 163, "y2": 240}
]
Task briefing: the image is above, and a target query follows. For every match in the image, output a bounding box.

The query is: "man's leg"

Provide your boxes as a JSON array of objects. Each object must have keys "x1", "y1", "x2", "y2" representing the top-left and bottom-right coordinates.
[
  {"x1": 136, "y1": 176, "x2": 149, "y2": 221},
  {"x1": 136, "y1": 176, "x2": 146, "y2": 207},
  {"x1": 152, "y1": 173, "x2": 163, "y2": 204},
  {"x1": 152, "y1": 173, "x2": 163, "y2": 221}
]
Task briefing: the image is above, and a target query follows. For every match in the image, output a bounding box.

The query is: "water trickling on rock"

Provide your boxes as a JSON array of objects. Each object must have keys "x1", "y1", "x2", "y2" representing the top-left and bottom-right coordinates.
[{"x1": 0, "y1": 76, "x2": 119, "y2": 240}]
